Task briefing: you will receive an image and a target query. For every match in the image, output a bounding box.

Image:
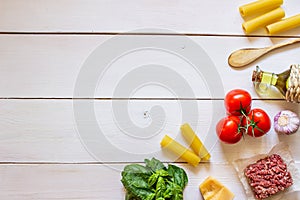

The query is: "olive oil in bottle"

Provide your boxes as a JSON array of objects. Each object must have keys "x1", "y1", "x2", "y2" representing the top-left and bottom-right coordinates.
[
  {"x1": 252, "y1": 66, "x2": 290, "y2": 97},
  {"x1": 252, "y1": 65, "x2": 300, "y2": 103}
]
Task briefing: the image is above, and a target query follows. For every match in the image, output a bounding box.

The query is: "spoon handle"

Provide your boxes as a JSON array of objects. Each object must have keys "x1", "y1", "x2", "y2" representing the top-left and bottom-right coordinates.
[
  {"x1": 228, "y1": 38, "x2": 300, "y2": 68},
  {"x1": 268, "y1": 38, "x2": 300, "y2": 51}
]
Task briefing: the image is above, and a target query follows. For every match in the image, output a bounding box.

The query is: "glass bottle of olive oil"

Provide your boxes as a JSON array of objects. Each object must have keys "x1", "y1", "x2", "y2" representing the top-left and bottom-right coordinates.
[{"x1": 252, "y1": 66, "x2": 290, "y2": 97}]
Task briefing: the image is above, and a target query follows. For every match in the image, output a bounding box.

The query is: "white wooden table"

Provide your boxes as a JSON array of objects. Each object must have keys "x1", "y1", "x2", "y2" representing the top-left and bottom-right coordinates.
[{"x1": 1, "y1": 0, "x2": 300, "y2": 199}]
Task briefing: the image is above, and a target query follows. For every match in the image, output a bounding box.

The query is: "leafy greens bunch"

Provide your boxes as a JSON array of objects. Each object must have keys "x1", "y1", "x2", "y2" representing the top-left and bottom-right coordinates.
[{"x1": 121, "y1": 158, "x2": 188, "y2": 200}]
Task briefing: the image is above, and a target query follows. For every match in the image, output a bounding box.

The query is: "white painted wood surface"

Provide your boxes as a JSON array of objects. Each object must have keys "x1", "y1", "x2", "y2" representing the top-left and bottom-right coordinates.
[
  {"x1": 0, "y1": 164, "x2": 299, "y2": 199},
  {"x1": 0, "y1": 163, "x2": 248, "y2": 199},
  {"x1": 1, "y1": 0, "x2": 300, "y2": 36},
  {"x1": 0, "y1": 35, "x2": 299, "y2": 98},
  {"x1": 0, "y1": 0, "x2": 300, "y2": 199},
  {"x1": 0, "y1": 99, "x2": 299, "y2": 163}
]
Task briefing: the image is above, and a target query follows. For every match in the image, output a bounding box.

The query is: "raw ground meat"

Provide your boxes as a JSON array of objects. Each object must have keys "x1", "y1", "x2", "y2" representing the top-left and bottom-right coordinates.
[{"x1": 244, "y1": 154, "x2": 293, "y2": 199}]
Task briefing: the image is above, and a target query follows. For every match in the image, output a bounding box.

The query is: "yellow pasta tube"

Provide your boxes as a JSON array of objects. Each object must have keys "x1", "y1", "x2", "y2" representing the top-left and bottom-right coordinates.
[
  {"x1": 242, "y1": 7, "x2": 285, "y2": 34},
  {"x1": 267, "y1": 14, "x2": 300, "y2": 34},
  {"x1": 239, "y1": 0, "x2": 283, "y2": 18},
  {"x1": 160, "y1": 135, "x2": 201, "y2": 167},
  {"x1": 180, "y1": 123, "x2": 210, "y2": 161}
]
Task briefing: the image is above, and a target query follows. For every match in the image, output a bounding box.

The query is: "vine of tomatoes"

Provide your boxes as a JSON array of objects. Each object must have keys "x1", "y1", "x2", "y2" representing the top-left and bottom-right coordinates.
[{"x1": 216, "y1": 89, "x2": 271, "y2": 144}]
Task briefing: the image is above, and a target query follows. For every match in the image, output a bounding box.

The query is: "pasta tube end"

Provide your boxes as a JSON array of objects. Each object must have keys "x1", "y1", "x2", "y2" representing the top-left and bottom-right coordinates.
[{"x1": 239, "y1": 7, "x2": 246, "y2": 17}]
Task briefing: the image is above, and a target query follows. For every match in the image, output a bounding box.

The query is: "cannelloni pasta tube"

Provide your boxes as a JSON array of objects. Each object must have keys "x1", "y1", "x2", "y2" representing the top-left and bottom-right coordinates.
[
  {"x1": 160, "y1": 135, "x2": 200, "y2": 166},
  {"x1": 242, "y1": 7, "x2": 285, "y2": 33},
  {"x1": 267, "y1": 14, "x2": 300, "y2": 34},
  {"x1": 180, "y1": 123, "x2": 210, "y2": 161},
  {"x1": 239, "y1": 0, "x2": 283, "y2": 17}
]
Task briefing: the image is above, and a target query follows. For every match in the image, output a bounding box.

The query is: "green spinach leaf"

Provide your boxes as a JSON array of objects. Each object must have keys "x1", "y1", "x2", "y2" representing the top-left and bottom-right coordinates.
[
  {"x1": 121, "y1": 158, "x2": 188, "y2": 200},
  {"x1": 145, "y1": 158, "x2": 166, "y2": 172},
  {"x1": 121, "y1": 164, "x2": 153, "y2": 199},
  {"x1": 167, "y1": 165, "x2": 188, "y2": 189}
]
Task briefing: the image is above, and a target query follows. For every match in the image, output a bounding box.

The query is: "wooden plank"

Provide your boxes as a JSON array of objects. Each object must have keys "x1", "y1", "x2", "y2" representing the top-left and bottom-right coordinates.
[
  {"x1": 0, "y1": 99, "x2": 299, "y2": 163},
  {"x1": 0, "y1": 163, "x2": 248, "y2": 199},
  {"x1": 0, "y1": 35, "x2": 299, "y2": 98},
  {"x1": 1, "y1": 0, "x2": 300, "y2": 36},
  {"x1": 0, "y1": 163, "x2": 299, "y2": 199}
]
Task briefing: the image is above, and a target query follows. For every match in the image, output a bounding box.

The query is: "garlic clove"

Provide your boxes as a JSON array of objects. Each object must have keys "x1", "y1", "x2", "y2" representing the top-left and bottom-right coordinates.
[{"x1": 274, "y1": 110, "x2": 300, "y2": 135}]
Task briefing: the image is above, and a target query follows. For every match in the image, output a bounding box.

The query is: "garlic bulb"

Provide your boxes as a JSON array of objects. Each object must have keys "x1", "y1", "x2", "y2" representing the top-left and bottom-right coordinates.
[{"x1": 274, "y1": 110, "x2": 300, "y2": 135}]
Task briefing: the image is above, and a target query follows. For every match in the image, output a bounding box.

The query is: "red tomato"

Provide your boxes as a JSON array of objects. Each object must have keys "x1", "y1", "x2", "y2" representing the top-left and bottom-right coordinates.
[
  {"x1": 216, "y1": 116, "x2": 242, "y2": 144},
  {"x1": 225, "y1": 89, "x2": 252, "y2": 116},
  {"x1": 241, "y1": 108, "x2": 271, "y2": 137}
]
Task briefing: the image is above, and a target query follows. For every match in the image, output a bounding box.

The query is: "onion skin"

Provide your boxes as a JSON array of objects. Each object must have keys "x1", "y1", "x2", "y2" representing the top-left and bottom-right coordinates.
[{"x1": 274, "y1": 110, "x2": 300, "y2": 135}]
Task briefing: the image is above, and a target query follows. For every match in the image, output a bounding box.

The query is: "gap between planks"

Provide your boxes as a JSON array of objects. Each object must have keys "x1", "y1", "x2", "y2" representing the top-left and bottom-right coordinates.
[
  {"x1": 0, "y1": 97, "x2": 288, "y2": 101},
  {"x1": 0, "y1": 161, "x2": 210, "y2": 165},
  {"x1": 0, "y1": 31, "x2": 299, "y2": 39},
  {"x1": 0, "y1": 161, "x2": 299, "y2": 165}
]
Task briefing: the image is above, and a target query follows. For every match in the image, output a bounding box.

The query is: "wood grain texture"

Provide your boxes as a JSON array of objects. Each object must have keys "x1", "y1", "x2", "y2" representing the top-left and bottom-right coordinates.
[
  {"x1": 0, "y1": 164, "x2": 251, "y2": 200},
  {"x1": 1, "y1": 35, "x2": 300, "y2": 98},
  {"x1": 0, "y1": 0, "x2": 300, "y2": 36},
  {"x1": 1, "y1": 1, "x2": 300, "y2": 199},
  {"x1": 0, "y1": 163, "x2": 299, "y2": 200},
  {"x1": 0, "y1": 99, "x2": 299, "y2": 163},
  {"x1": 229, "y1": 38, "x2": 300, "y2": 67}
]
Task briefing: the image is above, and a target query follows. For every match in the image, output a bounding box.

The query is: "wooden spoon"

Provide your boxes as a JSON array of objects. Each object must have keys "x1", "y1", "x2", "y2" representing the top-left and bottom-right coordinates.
[{"x1": 228, "y1": 38, "x2": 300, "y2": 68}]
